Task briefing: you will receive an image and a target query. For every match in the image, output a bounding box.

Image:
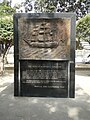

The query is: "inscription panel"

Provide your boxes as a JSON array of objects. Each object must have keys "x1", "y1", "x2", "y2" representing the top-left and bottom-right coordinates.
[{"x1": 20, "y1": 60, "x2": 68, "y2": 97}]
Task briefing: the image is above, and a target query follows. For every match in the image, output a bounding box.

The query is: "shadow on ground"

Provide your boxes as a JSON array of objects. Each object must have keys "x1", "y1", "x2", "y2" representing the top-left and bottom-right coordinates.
[{"x1": 0, "y1": 81, "x2": 90, "y2": 120}]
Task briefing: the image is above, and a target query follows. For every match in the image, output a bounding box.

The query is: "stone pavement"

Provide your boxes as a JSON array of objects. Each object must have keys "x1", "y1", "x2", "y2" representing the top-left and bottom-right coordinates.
[{"x1": 0, "y1": 71, "x2": 90, "y2": 120}]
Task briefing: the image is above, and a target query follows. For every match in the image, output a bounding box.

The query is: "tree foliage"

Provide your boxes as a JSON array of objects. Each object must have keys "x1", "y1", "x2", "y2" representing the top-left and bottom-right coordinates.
[
  {"x1": 15, "y1": 0, "x2": 33, "y2": 13},
  {"x1": 0, "y1": 0, "x2": 15, "y2": 74},
  {"x1": 76, "y1": 13, "x2": 90, "y2": 44},
  {"x1": 0, "y1": 16, "x2": 13, "y2": 72},
  {"x1": 34, "y1": 0, "x2": 89, "y2": 19},
  {"x1": 0, "y1": 1, "x2": 15, "y2": 16},
  {"x1": 34, "y1": 0, "x2": 57, "y2": 13},
  {"x1": 0, "y1": 0, "x2": 15, "y2": 49},
  {"x1": 16, "y1": 0, "x2": 89, "y2": 20},
  {"x1": 0, "y1": 16, "x2": 13, "y2": 44}
]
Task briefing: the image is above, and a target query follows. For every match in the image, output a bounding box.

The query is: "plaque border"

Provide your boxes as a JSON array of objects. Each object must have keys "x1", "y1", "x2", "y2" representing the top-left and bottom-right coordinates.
[{"x1": 14, "y1": 13, "x2": 76, "y2": 97}]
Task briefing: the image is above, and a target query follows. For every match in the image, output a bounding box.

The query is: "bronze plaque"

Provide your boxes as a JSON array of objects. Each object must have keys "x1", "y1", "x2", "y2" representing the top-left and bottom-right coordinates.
[
  {"x1": 14, "y1": 13, "x2": 75, "y2": 97},
  {"x1": 18, "y1": 18, "x2": 71, "y2": 60}
]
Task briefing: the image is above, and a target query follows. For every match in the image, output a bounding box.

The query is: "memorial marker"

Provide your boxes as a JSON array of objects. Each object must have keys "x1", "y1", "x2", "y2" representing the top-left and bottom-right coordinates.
[{"x1": 14, "y1": 13, "x2": 75, "y2": 97}]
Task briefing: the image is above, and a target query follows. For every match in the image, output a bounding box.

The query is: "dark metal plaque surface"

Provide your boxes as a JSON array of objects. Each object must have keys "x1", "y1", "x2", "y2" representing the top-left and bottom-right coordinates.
[{"x1": 20, "y1": 60, "x2": 68, "y2": 97}]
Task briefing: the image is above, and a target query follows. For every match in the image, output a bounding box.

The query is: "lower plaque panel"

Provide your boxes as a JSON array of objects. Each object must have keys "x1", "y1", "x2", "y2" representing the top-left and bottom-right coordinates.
[{"x1": 20, "y1": 60, "x2": 68, "y2": 97}]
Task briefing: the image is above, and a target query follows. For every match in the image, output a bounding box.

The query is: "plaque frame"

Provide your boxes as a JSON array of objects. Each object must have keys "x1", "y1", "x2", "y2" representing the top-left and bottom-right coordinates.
[{"x1": 14, "y1": 13, "x2": 76, "y2": 98}]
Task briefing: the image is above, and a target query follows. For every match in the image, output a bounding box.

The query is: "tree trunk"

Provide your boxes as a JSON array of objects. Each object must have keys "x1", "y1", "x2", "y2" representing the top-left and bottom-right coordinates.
[
  {"x1": 0, "y1": 44, "x2": 12, "y2": 75},
  {"x1": 0, "y1": 55, "x2": 4, "y2": 75}
]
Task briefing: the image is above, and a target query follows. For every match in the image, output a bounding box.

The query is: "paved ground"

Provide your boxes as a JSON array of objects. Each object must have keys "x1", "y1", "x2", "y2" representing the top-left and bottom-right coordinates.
[{"x1": 0, "y1": 70, "x2": 90, "y2": 120}]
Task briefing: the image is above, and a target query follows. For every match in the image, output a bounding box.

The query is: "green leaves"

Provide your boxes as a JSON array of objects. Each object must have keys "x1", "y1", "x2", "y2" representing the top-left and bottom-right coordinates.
[
  {"x1": 0, "y1": 1, "x2": 15, "y2": 43},
  {"x1": 34, "y1": 0, "x2": 57, "y2": 12},
  {"x1": 0, "y1": 16, "x2": 13, "y2": 43},
  {"x1": 0, "y1": 4, "x2": 15, "y2": 16},
  {"x1": 76, "y1": 14, "x2": 90, "y2": 44}
]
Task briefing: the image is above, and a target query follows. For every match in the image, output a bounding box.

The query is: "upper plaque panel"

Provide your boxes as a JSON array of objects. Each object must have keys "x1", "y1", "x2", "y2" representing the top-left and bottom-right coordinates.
[{"x1": 18, "y1": 18, "x2": 71, "y2": 60}]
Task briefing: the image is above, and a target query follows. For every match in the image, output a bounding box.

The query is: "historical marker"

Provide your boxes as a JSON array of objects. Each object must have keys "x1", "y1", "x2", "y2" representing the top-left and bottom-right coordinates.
[{"x1": 14, "y1": 13, "x2": 75, "y2": 97}]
